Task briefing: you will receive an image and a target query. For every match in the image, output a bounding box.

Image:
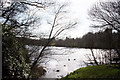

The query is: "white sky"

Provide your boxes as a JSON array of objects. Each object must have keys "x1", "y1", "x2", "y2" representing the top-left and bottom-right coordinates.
[
  {"x1": 32, "y1": 0, "x2": 100, "y2": 38},
  {"x1": 2, "y1": 0, "x2": 106, "y2": 38},
  {"x1": 65, "y1": 0, "x2": 98, "y2": 38},
  {"x1": 67, "y1": 0, "x2": 109, "y2": 38}
]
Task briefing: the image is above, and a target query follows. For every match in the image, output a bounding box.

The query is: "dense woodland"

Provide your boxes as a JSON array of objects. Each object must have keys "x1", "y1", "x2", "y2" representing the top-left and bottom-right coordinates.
[{"x1": 20, "y1": 28, "x2": 120, "y2": 49}]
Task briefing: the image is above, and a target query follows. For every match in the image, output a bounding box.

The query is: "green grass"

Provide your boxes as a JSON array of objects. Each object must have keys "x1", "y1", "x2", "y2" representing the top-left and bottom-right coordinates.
[{"x1": 60, "y1": 65, "x2": 120, "y2": 79}]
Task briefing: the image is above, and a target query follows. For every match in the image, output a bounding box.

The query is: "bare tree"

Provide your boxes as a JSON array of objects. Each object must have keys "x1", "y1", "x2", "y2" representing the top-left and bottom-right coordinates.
[
  {"x1": 30, "y1": 3, "x2": 77, "y2": 72},
  {"x1": 84, "y1": 49, "x2": 112, "y2": 65},
  {"x1": 90, "y1": 49, "x2": 98, "y2": 65},
  {"x1": 1, "y1": 0, "x2": 46, "y2": 37},
  {"x1": 89, "y1": 0, "x2": 120, "y2": 32},
  {"x1": 89, "y1": 0, "x2": 120, "y2": 64}
]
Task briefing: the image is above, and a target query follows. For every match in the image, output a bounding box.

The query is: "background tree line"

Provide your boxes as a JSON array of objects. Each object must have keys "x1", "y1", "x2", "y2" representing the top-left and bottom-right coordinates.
[{"x1": 22, "y1": 28, "x2": 120, "y2": 49}]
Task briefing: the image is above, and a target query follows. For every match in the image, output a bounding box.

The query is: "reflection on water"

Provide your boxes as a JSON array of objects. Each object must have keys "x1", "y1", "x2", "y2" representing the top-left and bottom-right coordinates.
[
  {"x1": 40, "y1": 47, "x2": 93, "y2": 78},
  {"x1": 26, "y1": 46, "x2": 110, "y2": 78}
]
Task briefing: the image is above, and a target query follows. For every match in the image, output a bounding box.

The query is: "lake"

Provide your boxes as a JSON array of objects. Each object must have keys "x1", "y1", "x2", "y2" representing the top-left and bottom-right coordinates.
[{"x1": 38, "y1": 46, "x2": 105, "y2": 78}]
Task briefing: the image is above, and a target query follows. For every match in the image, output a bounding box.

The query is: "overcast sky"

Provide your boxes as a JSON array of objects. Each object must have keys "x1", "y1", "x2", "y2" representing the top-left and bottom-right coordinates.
[
  {"x1": 32, "y1": 0, "x2": 100, "y2": 38},
  {"x1": 65, "y1": 0, "x2": 98, "y2": 38},
  {"x1": 67, "y1": 0, "x2": 109, "y2": 38},
  {"x1": 3, "y1": 0, "x2": 105, "y2": 38}
]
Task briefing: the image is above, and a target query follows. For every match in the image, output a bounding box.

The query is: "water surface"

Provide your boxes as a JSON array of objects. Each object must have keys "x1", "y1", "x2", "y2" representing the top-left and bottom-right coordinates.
[{"x1": 40, "y1": 47, "x2": 97, "y2": 78}]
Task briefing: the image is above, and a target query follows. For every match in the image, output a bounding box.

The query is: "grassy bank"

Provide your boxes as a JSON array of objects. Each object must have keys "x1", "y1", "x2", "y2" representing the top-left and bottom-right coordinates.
[{"x1": 60, "y1": 65, "x2": 120, "y2": 79}]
